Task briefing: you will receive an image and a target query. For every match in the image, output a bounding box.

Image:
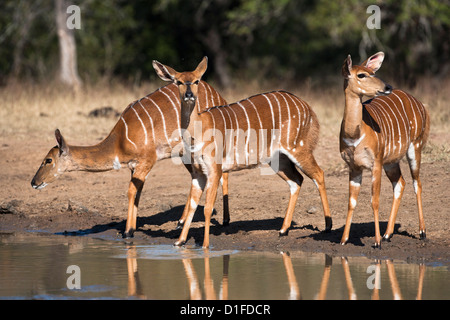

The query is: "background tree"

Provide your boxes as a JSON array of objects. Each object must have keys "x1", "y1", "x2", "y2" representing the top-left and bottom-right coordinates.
[
  {"x1": 55, "y1": 0, "x2": 81, "y2": 88},
  {"x1": 0, "y1": 0, "x2": 448, "y2": 87}
]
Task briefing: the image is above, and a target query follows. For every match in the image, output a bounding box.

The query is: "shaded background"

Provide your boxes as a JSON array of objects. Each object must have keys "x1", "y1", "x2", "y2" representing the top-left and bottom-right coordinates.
[{"x1": 1, "y1": 0, "x2": 449, "y2": 89}]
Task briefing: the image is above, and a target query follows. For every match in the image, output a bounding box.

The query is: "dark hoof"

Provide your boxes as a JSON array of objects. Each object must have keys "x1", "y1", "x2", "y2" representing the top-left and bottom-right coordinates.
[
  {"x1": 174, "y1": 240, "x2": 185, "y2": 247},
  {"x1": 176, "y1": 221, "x2": 184, "y2": 230},
  {"x1": 373, "y1": 242, "x2": 381, "y2": 249},
  {"x1": 279, "y1": 229, "x2": 289, "y2": 237},
  {"x1": 123, "y1": 229, "x2": 135, "y2": 238},
  {"x1": 382, "y1": 234, "x2": 392, "y2": 242},
  {"x1": 324, "y1": 217, "x2": 332, "y2": 232},
  {"x1": 420, "y1": 230, "x2": 427, "y2": 240}
]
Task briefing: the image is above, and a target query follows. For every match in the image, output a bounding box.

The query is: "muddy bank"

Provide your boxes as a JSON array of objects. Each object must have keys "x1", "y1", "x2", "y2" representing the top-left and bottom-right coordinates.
[{"x1": 1, "y1": 136, "x2": 449, "y2": 266}]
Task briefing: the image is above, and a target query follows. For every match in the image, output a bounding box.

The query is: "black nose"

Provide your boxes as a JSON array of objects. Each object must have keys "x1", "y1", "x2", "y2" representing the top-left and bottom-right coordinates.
[
  {"x1": 385, "y1": 84, "x2": 393, "y2": 93},
  {"x1": 31, "y1": 178, "x2": 36, "y2": 187},
  {"x1": 185, "y1": 91, "x2": 193, "y2": 99}
]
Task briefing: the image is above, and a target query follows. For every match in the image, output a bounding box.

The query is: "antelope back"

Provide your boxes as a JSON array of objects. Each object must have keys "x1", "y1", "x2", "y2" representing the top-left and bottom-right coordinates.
[
  {"x1": 363, "y1": 89, "x2": 429, "y2": 162},
  {"x1": 202, "y1": 90, "x2": 319, "y2": 169},
  {"x1": 116, "y1": 81, "x2": 226, "y2": 158}
]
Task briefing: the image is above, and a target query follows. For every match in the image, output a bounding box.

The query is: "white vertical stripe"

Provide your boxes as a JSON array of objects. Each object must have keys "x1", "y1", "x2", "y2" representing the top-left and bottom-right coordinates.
[
  {"x1": 368, "y1": 103, "x2": 387, "y2": 155},
  {"x1": 389, "y1": 93, "x2": 409, "y2": 150},
  {"x1": 229, "y1": 106, "x2": 240, "y2": 164},
  {"x1": 216, "y1": 107, "x2": 227, "y2": 130},
  {"x1": 278, "y1": 93, "x2": 291, "y2": 147},
  {"x1": 379, "y1": 97, "x2": 401, "y2": 152},
  {"x1": 199, "y1": 81, "x2": 209, "y2": 109},
  {"x1": 261, "y1": 94, "x2": 275, "y2": 154},
  {"x1": 130, "y1": 105, "x2": 148, "y2": 145},
  {"x1": 143, "y1": 96, "x2": 171, "y2": 146},
  {"x1": 159, "y1": 87, "x2": 181, "y2": 133},
  {"x1": 284, "y1": 93, "x2": 301, "y2": 145},
  {"x1": 270, "y1": 92, "x2": 283, "y2": 148},
  {"x1": 138, "y1": 100, "x2": 156, "y2": 144},
  {"x1": 404, "y1": 93, "x2": 419, "y2": 138},
  {"x1": 223, "y1": 108, "x2": 234, "y2": 164},
  {"x1": 120, "y1": 117, "x2": 137, "y2": 149},
  {"x1": 246, "y1": 99, "x2": 263, "y2": 131},
  {"x1": 371, "y1": 100, "x2": 394, "y2": 157},
  {"x1": 246, "y1": 98, "x2": 264, "y2": 160},
  {"x1": 237, "y1": 102, "x2": 251, "y2": 163}
]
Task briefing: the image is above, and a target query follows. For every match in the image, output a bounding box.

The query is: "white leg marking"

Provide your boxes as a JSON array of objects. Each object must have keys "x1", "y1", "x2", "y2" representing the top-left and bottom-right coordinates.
[
  {"x1": 393, "y1": 180, "x2": 403, "y2": 199},
  {"x1": 350, "y1": 197, "x2": 357, "y2": 208},
  {"x1": 190, "y1": 198, "x2": 198, "y2": 210},
  {"x1": 287, "y1": 180, "x2": 300, "y2": 195},
  {"x1": 407, "y1": 143, "x2": 417, "y2": 170},
  {"x1": 413, "y1": 179, "x2": 419, "y2": 194},
  {"x1": 113, "y1": 156, "x2": 121, "y2": 170}
]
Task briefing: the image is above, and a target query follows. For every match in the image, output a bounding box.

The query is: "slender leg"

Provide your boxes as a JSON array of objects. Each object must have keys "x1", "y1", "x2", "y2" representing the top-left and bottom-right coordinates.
[
  {"x1": 383, "y1": 163, "x2": 405, "y2": 241},
  {"x1": 296, "y1": 154, "x2": 332, "y2": 232},
  {"x1": 340, "y1": 169, "x2": 362, "y2": 245},
  {"x1": 124, "y1": 170, "x2": 147, "y2": 238},
  {"x1": 174, "y1": 173, "x2": 206, "y2": 246},
  {"x1": 221, "y1": 172, "x2": 230, "y2": 226},
  {"x1": 202, "y1": 168, "x2": 222, "y2": 248},
  {"x1": 178, "y1": 163, "x2": 194, "y2": 228},
  {"x1": 313, "y1": 167, "x2": 333, "y2": 232},
  {"x1": 371, "y1": 160, "x2": 383, "y2": 248},
  {"x1": 406, "y1": 143, "x2": 426, "y2": 239},
  {"x1": 178, "y1": 175, "x2": 202, "y2": 229},
  {"x1": 276, "y1": 157, "x2": 304, "y2": 236}
]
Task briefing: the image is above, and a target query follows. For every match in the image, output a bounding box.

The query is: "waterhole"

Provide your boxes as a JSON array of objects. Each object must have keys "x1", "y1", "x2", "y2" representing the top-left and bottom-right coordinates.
[{"x1": 0, "y1": 232, "x2": 448, "y2": 300}]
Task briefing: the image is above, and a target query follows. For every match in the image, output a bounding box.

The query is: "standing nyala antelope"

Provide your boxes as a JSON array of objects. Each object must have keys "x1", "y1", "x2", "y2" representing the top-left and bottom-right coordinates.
[
  {"x1": 153, "y1": 57, "x2": 332, "y2": 248},
  {"x1": 31, "y1": 82, "x2": 229, "y2": 237},
  {"x1": 340, "y1": 52, "x2": 430, "y2": 247}
]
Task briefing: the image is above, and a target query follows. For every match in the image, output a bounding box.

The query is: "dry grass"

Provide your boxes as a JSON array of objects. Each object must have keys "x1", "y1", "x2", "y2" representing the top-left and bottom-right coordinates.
[{"x1": 0, "y1": 77, "x2": 448, "y2": 162}]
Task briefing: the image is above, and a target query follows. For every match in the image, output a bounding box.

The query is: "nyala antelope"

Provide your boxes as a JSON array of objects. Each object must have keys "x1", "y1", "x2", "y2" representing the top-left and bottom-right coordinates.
[
  {"x1": 31, "y1": 82, "x2": 228, "y2": 237},
  {"x1": 153, "y1": 57, "x2": 332, "y2": 248},
  {"x1": 340, "y1": 52, "x2": 430, "y2": 247}
]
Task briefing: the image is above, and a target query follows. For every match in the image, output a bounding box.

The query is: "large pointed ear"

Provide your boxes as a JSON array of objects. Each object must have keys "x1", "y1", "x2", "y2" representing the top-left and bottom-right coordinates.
[
  {"x1": 152, "y1": 60, "x2": 178, "y2": 82},
  {"x1": 361, "y1": 52, "x2": 385, "y2": 73},
  {"x1": 342, "y1": 54, "x2": 352, "y2": 78},
  {"x1": 194, "y1": 56, "x2": 208, "y2": 79},
  {"x1": 55, "y1": 129, "x2": 69, "y2": 155}
]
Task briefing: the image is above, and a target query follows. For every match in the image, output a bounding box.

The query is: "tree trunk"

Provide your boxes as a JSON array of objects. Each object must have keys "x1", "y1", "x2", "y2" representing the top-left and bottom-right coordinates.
[
  {"x1": 55, "y1": 0, "x2": 81, "y2": 88},
  {"x1": 203, "y1": 26, "x2": 232, "y2": 89}
]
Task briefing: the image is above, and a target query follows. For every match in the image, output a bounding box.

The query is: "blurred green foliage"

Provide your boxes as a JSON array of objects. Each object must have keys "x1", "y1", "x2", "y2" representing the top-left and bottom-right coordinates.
[{"x1": 0, "y1": 0, "x2": 448, "y2": 87}]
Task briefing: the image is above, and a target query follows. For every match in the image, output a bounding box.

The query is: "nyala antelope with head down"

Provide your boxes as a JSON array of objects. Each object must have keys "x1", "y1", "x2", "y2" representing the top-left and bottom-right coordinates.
[{"x1": 31, "y1": 79, "x2": 228, "y2": 237}]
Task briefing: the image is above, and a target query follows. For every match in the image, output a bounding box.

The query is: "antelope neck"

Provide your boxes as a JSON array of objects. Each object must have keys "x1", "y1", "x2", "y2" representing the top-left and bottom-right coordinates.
[
  {"x1": 66, "y1": 135, "x2": 118, "y2": 172},
  {"x1": 342, "y1": 89, "x2": 365, "y2": 140},
  {"x1": 182, "y1": 100, "x2": 202, "y2": 132}
]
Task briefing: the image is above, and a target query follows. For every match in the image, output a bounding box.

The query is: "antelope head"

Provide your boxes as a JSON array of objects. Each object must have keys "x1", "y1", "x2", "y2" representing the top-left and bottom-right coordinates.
[
  {"x1": 31, "y1": 129, "x2": 70, "y2": 189},
  {"x1": 153, "y1": 57, "x2": 208, "y2": 128},
  {"x1": 342, "y1": 52, "x2": 392, "y2": 98}
]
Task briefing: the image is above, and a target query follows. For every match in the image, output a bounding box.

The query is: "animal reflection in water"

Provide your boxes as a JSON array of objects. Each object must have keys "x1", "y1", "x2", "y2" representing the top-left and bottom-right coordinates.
[{"x1": 124, "y1": 247, "x2": 426, "y2": 300}]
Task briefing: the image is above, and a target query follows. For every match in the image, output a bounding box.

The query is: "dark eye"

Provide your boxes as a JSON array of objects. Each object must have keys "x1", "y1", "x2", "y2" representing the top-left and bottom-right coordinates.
[
  {"x1": 194, "y1": 80, "x2": 200, "y2": 85},
  {"x1": 45, "y1": 158, "x2": 52, "y2": 164},
  {"x1": 357, "y1": 73, "x2": 367, "y2": 79},
  {"x1": 176, "y1": 80, "x2": 183, "y2": 86}
]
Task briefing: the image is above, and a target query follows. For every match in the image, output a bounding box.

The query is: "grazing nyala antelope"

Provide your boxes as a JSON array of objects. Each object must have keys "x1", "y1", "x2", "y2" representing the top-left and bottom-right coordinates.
[
  {"x1": 31, "y1": 82, "x2": 228, "y2": 237},
  {"x1": 153, "y1": 57, "x2": 332, "y2": 248},
  {"x1": 339, "y1": 52, "x2": 430, "y2": 247}
]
